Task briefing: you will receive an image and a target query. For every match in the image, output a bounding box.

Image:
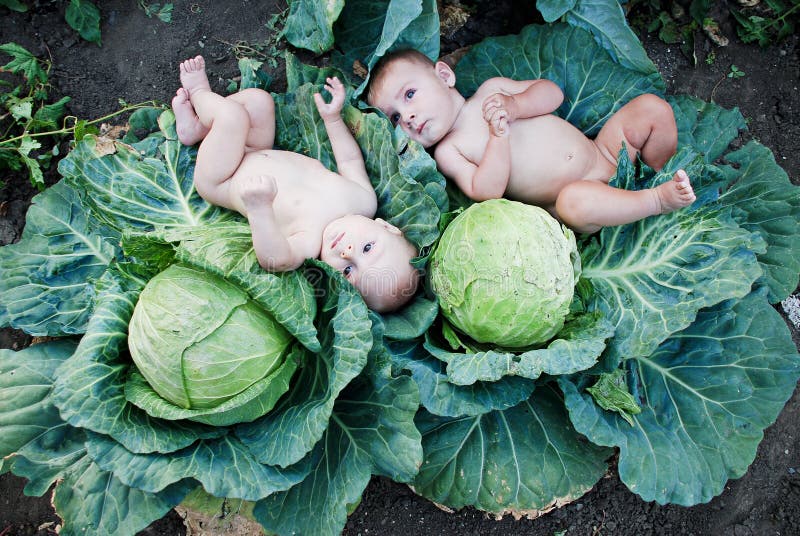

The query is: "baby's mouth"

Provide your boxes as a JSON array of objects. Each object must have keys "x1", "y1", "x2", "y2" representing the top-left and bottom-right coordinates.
[
  {"x1": 330, "y1": 232, "x2": 345, "y2": 249},
  {"x1": 416, "y1": 121, "x2": 427, "y2": 135}
]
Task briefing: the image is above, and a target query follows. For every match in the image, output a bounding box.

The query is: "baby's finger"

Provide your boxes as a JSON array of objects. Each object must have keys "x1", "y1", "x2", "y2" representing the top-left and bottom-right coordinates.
[
  {"x1": 482, "y1": 98, "x2": 499, "y2": 113},
  {"x1": 484, "y1": 106, "x2": 506, "y2": 124},
  {"x1": 497, "y1": 115, "x2": 509, "y2": 135}
]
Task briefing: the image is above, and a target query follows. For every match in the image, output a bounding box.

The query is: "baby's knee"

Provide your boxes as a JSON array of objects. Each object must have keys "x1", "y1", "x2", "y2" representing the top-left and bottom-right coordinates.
[
  {"x1": 635, "y1": 93, "x2": 674, "y2": 124},
  {"x1": 555, "y1": 182, "x2": 594, "y2": 230},
  {"x1": 238, "y1": 88, "x2": 275, "y2": 116}
]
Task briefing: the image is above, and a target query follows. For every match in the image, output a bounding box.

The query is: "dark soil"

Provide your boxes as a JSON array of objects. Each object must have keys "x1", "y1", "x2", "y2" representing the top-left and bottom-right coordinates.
[{"x1": 1, "y1": 1, "x2": 798, "y2": 535}]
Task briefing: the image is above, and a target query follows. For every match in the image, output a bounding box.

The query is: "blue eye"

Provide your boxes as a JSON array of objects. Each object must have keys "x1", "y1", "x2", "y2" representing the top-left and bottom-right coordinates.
[
  {"x1": 363, "y1": 242, "x2": 373, "y2": 253},
  {"x1": 343, "y1": 265, "x2": 353, "y2": 276},
  {"x1": 405, "y1": 89, "x2": 415, "y2": 99},
  {"x1": 390, "y1": 112, "x2": 400, "y2": 125}
]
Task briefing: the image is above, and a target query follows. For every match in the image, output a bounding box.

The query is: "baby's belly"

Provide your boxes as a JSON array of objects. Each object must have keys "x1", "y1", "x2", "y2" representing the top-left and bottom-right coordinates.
[
  {"x1": 234, "y1": 150, "x2": 373, "y2": 232},
  {"x1": 506, "y1": 118, "x2": 613, "y2": 204},
  {"x1": 236, "y1": 150, "x2": 325, "y2": 182}
]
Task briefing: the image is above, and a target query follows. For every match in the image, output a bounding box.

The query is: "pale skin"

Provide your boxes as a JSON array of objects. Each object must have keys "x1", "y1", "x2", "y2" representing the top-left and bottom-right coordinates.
[
  {"x1": 172, "y1": 56, "x2": 418, "y2": 312},
  {"x1": 368, "y1": 56, "x2": 696, "y2": 233}
]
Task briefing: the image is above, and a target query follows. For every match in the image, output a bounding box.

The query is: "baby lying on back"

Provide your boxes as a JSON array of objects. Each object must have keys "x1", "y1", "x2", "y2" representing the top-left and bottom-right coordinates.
[
  {"x1": 172, "y1": 55, "x2": 419, "y2": 312},
  {"x1": 367, "y1": 49, "x2": 695, "y2": 234}
]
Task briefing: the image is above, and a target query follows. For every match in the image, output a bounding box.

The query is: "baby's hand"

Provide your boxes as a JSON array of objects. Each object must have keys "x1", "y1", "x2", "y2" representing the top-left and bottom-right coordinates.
[
  {"x1": 483, "y1": 95, "x2": 509, "y2": 138},
  {"x1": 314, "y1": 77, "x2": 346, "y2": 121},
  {"x1": 239, "y1": 175, "x2": 277, "y2": 212},
  {"x1": 482, "y1": 93, "x2": 513, "y2": 137}
]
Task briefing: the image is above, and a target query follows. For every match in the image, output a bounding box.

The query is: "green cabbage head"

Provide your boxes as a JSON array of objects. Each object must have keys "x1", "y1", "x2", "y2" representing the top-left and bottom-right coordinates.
[
  {"x1": 127, "y1": 264, "x2": 296, "y2": 425},
  {"x1": 429, "y1": 199, "x2": 580, "y2": 348}
]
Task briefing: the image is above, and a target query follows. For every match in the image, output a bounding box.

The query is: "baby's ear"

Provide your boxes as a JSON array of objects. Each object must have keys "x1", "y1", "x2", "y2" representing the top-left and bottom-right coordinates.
[
  {"x1": 376, "y1": 218, "x2": 402, "y2": 235},
  {"x1": 435, "y1": 61, "x2": 456, "y2": 88}
]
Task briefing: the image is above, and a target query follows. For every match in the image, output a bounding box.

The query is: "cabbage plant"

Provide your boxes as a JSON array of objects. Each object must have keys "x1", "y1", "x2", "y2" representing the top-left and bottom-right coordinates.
[
  {"x1": 381, "y1": 21, "x2": 800, "y2": 517},
  {"x1": 1, "y1": 3, "x2": 799, "y2": 535},
  {"x1": 0, "y1": 77, "x2": 444, "y2": 535}
]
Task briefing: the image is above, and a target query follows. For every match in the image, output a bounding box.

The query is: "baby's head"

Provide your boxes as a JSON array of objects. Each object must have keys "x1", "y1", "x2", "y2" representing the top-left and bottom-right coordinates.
[
  {"x1": 320, "y1": 215, "x2": 419, "y2": 313},
  {"x1": 367, "y1": 49, "x2": 463, "y2": 148}
]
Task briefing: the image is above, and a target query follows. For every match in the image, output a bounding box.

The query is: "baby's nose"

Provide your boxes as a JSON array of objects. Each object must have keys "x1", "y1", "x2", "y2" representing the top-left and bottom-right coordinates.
[{"x1": 340, "y1": 244, "x2": 353, "y2": 258}]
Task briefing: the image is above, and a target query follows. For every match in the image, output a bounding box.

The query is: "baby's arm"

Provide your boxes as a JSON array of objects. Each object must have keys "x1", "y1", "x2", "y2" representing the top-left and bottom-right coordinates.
[
  {"x1": 435, "y1": 140, "x2": 510, "y2": 201},
  {"x1": 240, "y1": 175, "x2": 319, "y2": 271},
  {"x1": 480, "y1": 78, "x2": 564, "y2": 130},
  {"x1": 314, "y1": 77, "x2": 372, "y2": 194}
]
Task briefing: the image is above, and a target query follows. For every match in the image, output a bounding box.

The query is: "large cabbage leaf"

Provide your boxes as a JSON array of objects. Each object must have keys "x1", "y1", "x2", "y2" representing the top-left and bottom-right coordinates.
[
  {"x1": 580, "y1": 150, "x2": 764, "y2": 363},
  {"x1": 0, "y1": 341, "x2": 193, "y2": 535},
  {"x1": 454, "y1": 24, "x2": 663, "y2": 137},
  {"x1": 283, "y1": 0, "x2": 345, "y2": 54},
  {"x1": 561, "y1": 289, "x2": 800, "y2": 505},
  {"x1": 0, "y1": 181, "x2": 118, "y2": 335},
  {"x1": 252, "y1": 317, "x2": 422, "y2": 535},
  {"x1": 57, "y1": 112, "x2": 230, "y2": 234},
  {"x1": 560, "y1": 0, "x2": 659, "y2": 75},
  {"x1": 412, "y1": 383, "x2": 611, "y2": 516},
  {"x1": 331, "y1": 0, "x2": 439, "y2": 95},
  {"x1": 715, "y1": 141, "x2": 800, "y2": 302}
]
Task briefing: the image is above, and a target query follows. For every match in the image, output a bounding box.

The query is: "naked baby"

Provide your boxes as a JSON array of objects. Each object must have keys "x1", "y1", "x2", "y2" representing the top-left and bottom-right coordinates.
[
  {"x1": 367, "y1": 50, "x2": 696, "y2": 233},
  {"x1": 172, "y1": 56, "x2": 419, "y2": 312}
]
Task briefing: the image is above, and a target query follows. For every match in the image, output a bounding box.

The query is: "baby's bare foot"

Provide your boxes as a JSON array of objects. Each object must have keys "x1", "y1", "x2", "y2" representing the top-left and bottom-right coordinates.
[
  {"x1": 655, "y1": 169, "x2": 696, "y2": 214},
  {"x1": 179, "y1": 55, "x2": 211, "y2": 96},
  {"x1": 171, "y1": 87, "x2": 209, "y2": 145}
]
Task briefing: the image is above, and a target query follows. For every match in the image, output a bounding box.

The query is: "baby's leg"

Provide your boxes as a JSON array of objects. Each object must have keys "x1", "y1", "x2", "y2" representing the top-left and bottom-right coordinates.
[
  {"x1": 229, "y1": 89, "x2": 276, "y2": 150},
  {"x1": 173, "y1": 56, "x2": 275, "y2": 149},
  {"x1": 172, "y1": 87, "x2": 209, "y2": 145},
  {"x1": 182, "y1": 70, "x2": 251, "y2": 209},
  {"x1": 555, "y1": 172, "x2": 695, "y2": 234},
  {"x1": 594, "y1": 93, "x2": 678, "y2": 171}
]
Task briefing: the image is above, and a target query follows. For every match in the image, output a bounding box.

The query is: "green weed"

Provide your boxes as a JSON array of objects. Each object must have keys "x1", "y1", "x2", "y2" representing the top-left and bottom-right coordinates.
[
  {"x1": 1, "y1": 0, "x2": 102, "y2": 45},
  {"x1": 0, "y1": 43, "x2": 158, "y2": 190},
  {"x1": 732, "y1": 0, "x2": 800, "y2": 46},
  {"x1": 728, "y1": 64, "x2": 746, "y2": 78},
  {"x1": 138, "y1": 0, "x2": 173, "y2": 23}
]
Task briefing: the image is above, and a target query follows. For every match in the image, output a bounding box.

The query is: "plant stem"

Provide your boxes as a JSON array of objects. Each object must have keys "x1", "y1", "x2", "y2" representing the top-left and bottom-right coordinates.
[{"x1": 0, "y1": 101, "x2": 162, "y2": 146}]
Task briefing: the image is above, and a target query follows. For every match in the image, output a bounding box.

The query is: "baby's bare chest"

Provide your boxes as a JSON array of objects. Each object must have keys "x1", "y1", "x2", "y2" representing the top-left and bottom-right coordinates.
[
  {"x1": 238, "y1": 150, "x2": 372, "y2": 229},
  {"x1": 452, "y1": 110, "x2": 594, "y2": 172}
]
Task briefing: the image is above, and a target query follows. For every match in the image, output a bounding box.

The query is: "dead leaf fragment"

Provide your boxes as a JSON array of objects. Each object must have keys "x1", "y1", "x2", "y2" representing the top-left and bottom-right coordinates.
[
  {"x1": 99, "y1": 123, "x2": 128, "y2": 140},
  {"x1": 703, "y1": 20, "x2": 729, "y2": 47},
  {"x1": 353, "y1": 59, "x2": 368, "y2": 79},
  {"x1": 440, "y1": 1, "x2": 470, "y2": 39},
  {"x1": 93, "y1": 136, "x2": 119, "y2": 157}
]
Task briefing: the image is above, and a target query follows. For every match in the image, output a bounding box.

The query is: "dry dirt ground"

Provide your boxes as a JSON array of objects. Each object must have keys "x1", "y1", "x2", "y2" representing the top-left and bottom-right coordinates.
[{"x1": 1, "y1": 1, "x2": 799, "y2": 535}]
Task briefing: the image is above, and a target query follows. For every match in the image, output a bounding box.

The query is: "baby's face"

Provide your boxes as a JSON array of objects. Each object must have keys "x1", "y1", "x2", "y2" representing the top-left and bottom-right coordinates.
[
  {"x1": 369, "y1": 59, "x2": 460, "y2": 148},
  {"x1": 320, "y1": 215, "x2": 419, "y2": 312}
]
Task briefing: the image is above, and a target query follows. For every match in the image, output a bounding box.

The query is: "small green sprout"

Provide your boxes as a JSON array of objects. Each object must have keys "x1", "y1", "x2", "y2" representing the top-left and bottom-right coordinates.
[{"x1": 728, "y1": 64, "x2": 746, "y2": 78}]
